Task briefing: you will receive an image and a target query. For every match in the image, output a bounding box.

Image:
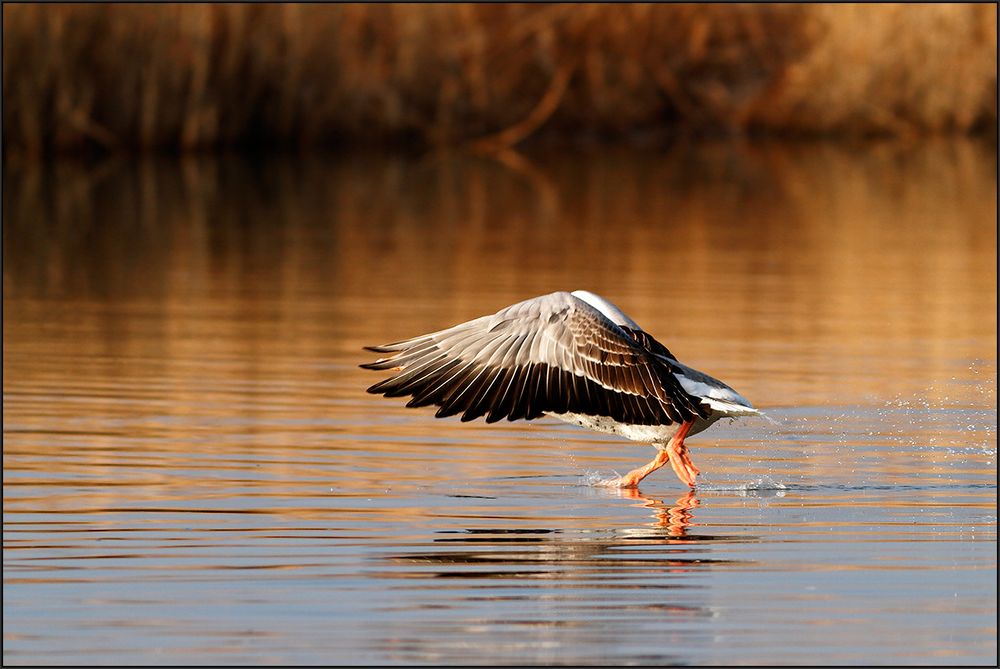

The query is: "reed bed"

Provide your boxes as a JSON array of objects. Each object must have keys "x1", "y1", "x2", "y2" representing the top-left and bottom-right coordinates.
[{"x1": 3, "y1": 3, "x2": 996, "y2": 157}]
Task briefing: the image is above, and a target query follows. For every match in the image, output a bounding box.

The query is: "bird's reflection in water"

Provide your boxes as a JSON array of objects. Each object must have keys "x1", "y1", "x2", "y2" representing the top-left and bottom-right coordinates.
[
  {"x1": 372, "y1": 487, "x2": 751, "y2": 662},
  {"x1": 381, "y1": 489, "x2": 749, "y2": 583},
  {"x1": 614, "y1": 488, "x2": 700, "y2": 539}
]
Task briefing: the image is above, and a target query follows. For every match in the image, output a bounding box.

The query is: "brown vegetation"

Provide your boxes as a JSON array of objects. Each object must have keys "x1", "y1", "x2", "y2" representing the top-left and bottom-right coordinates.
[{"x1": 3, "y1": 4, "x2": 996, "y2": 157}]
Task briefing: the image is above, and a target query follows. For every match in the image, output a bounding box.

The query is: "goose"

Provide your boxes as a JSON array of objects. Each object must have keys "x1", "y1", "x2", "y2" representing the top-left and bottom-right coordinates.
[{"x1": 360, "y1": 291, "x2": 758, "y2": 488}]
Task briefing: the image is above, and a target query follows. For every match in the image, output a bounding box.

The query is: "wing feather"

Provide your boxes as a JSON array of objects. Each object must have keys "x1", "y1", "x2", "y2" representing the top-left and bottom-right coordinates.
[
  {"x1": 460, "y1": 367, "x2": 505, "y2": 422},
  {"x1": 362, "y1": 291, "x2": 707, "y2": 425}
]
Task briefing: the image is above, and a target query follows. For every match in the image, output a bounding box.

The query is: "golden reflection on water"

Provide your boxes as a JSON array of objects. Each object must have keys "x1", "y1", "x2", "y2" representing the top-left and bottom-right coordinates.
[
  {"x1": 3, "y1": 139, "x2": 997, "y2": 664},
  {"x1": 6, "y1": 140, "x2": 996, "y2": 388}
]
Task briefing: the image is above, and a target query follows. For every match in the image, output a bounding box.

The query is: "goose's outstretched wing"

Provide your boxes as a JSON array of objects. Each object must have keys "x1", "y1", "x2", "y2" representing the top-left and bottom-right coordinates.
[{"x1": 361, "y1": 292, "x2": 709, "y2": 425}]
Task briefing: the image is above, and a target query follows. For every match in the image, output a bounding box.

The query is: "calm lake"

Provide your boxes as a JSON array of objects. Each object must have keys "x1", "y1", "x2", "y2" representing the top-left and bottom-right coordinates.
[{"x1": 3, "y1": 140, "x2": 997, "y2": 665}]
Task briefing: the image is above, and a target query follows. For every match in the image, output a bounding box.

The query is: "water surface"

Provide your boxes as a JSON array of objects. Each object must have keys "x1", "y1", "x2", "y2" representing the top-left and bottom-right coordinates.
[{"x1": 3, "y1": 140, "x2": 997, "y2": 664}]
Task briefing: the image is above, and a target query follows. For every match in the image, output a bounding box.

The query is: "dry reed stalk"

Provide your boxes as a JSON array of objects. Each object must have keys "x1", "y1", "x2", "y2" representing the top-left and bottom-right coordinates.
[
  {"x1": 2, "y1": 3, "x2": 996, "y2": 159},
  {"x1": 748, "y1": 4, "x2": 998, "y2": 136}
]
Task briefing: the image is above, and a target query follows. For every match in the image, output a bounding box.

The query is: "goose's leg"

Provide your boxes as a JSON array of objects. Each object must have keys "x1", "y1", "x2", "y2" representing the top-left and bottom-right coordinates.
[
  {"x1": 663, "y1": 420, "x2": 697, "y2": 487},
  {"x1": 609, "y1": 420, "x2": 697, "y2": 488},
  {"x1": 612, "y1": 449, "x2": 671, "y2": 488},
  {"x1": 675, "y1": 439, "x2": 700, "y2": 478}
]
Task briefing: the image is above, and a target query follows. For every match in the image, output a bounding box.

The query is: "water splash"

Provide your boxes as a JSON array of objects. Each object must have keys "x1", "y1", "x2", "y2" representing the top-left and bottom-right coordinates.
[
  {"x1": 581, "y1": 470, "x2": 619, "y2": 487},
  {"x1": 756, "y1": 409, "x2": 784, "y2": 428},
  {"x1": 755, "y1": 362, "x2": 997, "y2": 462},
  {"x1": 700, "y1": 474, "x2": 788, "y2": 495}
]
